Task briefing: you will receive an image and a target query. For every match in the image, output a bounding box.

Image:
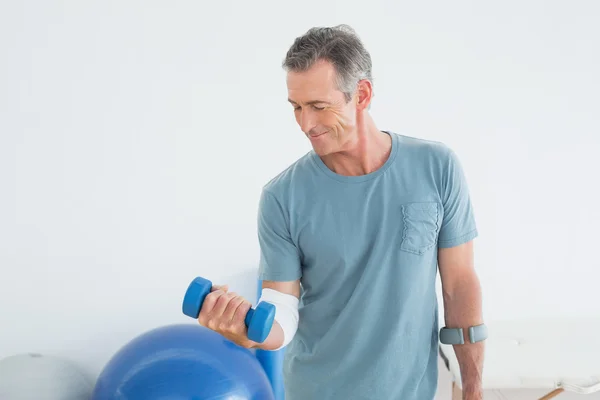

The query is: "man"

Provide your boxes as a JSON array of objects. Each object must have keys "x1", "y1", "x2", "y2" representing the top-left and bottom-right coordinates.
[{"x1": 197, "y1": 25, "x2": 485, "y2": 400}]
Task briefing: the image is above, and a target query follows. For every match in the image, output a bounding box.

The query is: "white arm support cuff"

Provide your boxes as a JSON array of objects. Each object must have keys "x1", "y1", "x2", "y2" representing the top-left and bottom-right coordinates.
[{"x1": 258, "y1": 288, "x2": 299, "y2": 350}]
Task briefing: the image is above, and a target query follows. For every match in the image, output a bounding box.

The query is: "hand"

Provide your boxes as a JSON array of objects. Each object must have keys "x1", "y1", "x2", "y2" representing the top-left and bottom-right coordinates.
[{"x1": 197, "y1": 285, "x2": 258, "y2": 349}]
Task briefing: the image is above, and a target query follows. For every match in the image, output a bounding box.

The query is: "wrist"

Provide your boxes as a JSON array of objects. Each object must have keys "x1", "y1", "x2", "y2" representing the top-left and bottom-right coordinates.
[{"x1": 461, "y1": 384, "x2": 483, "y2": 400}]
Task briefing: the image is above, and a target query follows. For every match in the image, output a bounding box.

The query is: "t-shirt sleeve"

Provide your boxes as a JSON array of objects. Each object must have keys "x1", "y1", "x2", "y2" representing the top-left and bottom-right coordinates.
[
  {"x1": 257, "y1": 189, "x2": 302, "y2": 281},
  {"x1": 437, "y1": 147, "x2": 478, "y2": 248}
]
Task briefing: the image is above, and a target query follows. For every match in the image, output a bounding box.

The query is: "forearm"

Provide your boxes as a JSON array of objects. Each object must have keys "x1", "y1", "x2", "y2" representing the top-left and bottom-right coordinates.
[
  {"x1": 443, "y1": 273, "x2": 485, "y2": 398},
  {"x1": 253, "y1": 321, "x2": 285, "y2": 351},
  {"x1": 255, "y1": 280, "x2": 300, "y2": 351}
]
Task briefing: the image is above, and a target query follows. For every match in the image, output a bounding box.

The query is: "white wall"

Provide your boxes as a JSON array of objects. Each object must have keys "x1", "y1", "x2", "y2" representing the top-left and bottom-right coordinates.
[{"x1": 1, "y1": 0, "x2": 599, "y2": 394}]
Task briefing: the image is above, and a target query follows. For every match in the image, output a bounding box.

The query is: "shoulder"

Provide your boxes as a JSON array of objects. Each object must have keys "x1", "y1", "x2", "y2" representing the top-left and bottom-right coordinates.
[
  {"x1": 392, "y1": 132, "x2": 456, "y2": 173},
  {"x1": 260, "y1": 150, "x2": 315, "y2": 202},
  {"x1": 394, "y1": 132, "x2": 452, "y2": 159},
  {"x1": 390, "y1": 132, "x2": 468, "y2": 199}
]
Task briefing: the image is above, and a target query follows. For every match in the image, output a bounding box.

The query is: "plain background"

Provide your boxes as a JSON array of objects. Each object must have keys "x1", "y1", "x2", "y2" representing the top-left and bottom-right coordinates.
[{"x1": 1, "y1": 0, "x2": 599, "y2": 398}]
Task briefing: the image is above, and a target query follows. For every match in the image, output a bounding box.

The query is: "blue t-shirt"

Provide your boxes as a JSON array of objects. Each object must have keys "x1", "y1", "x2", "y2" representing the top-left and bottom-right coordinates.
[{"x1": 257, "y1": 131, "x2": 478, "y2": 400}]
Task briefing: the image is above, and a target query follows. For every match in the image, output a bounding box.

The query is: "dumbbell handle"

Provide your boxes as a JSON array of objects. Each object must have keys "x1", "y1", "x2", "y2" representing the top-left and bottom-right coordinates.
[{"x1": 182, "y1": 276, "x2": 275, "y2": 343}]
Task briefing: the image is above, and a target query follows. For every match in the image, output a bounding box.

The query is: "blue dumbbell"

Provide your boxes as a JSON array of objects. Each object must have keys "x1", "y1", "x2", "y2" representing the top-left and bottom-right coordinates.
[{"x1": 182, "y1": 276, "x2": 275, "y2": 343}]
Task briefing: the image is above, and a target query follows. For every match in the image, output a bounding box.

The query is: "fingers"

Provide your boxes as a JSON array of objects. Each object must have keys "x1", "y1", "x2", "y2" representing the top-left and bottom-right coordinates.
[
  {"x1": 197, "y1": 284, "x2": 229, "y2": 328},
  {"x1": 197, "y1": 289, "x2": 250, "y2": 336},
  {"x1": 222, "y1": 293, "x2": 245, "y2": 323},
  {"x1": 210, "y1": 291, "x2": 234, "y2": 327},
  {"x1": 197, "y1": 289, "x2": 225, "y2": 327},
  {"x1": 232, "y1": 299, "x2": 252, "y2": 329}
]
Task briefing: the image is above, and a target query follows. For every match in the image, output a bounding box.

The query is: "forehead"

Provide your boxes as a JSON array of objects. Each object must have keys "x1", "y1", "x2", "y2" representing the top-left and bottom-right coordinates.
[{"x1": 286, "y1": 60, "x2": 341, "y2": 104}]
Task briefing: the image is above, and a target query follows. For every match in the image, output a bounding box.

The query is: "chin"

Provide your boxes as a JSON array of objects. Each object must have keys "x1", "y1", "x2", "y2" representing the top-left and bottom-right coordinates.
[
  {"x1": 308, "y1": 133, "x2": 337, "y2": 156},
  {"x1": 311, "y1": 145, "x2": 334, "y2": 157}
]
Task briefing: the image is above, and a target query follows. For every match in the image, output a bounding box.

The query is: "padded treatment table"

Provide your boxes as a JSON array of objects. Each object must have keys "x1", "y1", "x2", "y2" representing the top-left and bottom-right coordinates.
[{"x1": 439, "y1": 318, "x2": 600, "y2": 399}]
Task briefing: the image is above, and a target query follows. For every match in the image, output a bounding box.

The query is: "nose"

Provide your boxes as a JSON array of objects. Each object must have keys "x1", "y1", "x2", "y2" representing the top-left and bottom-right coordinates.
[{"x1": 298, "y1": 109, "x2": 317, "y2": 134}]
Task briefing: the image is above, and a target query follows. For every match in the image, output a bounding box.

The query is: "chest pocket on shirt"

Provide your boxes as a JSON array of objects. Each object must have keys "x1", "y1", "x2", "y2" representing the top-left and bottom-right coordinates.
[{"x1": 400, "y1": 201, "x2": 442, "y2": 255}]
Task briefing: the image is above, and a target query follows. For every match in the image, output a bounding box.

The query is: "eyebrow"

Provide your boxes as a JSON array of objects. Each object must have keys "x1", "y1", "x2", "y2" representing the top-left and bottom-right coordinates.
[{"x1": 288, "y1": 98, "x2": 331, "y2": 106}]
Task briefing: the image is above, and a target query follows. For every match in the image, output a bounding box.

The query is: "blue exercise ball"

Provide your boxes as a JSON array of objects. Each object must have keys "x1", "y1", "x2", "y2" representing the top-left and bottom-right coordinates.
[{"x1": 91, "y1": 324, "x2": 274, "y2": 400}]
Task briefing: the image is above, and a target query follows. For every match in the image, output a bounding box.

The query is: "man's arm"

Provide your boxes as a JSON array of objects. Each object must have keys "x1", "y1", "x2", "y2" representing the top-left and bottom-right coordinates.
[
  {"x1": 254, "y1": 279, "x2": 301, "y2": 351},
  {"x1": 438, "y1": 240, "x2": 485, "y2": 399}
]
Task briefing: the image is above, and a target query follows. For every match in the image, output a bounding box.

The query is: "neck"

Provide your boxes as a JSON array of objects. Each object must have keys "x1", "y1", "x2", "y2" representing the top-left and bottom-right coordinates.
[{"x1": 321, "y1": 113, "x2": 392, "y2": 176}]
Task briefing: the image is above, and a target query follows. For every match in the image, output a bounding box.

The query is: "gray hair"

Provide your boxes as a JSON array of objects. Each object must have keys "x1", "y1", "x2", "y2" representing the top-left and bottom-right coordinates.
[{"x1": 282, "y1": 24, "x2": 374, "y2": 103}]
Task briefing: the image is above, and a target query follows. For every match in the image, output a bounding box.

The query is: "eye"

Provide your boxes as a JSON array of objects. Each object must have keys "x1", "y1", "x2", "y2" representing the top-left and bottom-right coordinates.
[{"x1": 292, "y1": 105, "x2": 325, "y2": 111}]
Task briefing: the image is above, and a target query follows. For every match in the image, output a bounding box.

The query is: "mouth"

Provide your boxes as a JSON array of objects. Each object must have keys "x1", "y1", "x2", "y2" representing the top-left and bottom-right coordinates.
[{"x1": 309, "y1": 131, "x2": 327, "y2": 139}]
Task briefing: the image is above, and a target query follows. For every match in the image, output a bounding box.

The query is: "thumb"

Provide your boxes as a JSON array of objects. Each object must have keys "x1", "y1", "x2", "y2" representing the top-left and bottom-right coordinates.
[{"x1": 211, "y1": 284, "x2": 229, "y2": 292}]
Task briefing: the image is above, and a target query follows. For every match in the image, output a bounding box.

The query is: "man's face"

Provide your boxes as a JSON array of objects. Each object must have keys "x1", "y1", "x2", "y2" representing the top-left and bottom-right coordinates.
[{"x1": 286, "y1": 60, "x2": 358, "y2": 156}]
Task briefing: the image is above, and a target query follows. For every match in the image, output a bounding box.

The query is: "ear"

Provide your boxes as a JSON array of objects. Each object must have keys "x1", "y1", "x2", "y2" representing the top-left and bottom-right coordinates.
[{"x1": 356, "y1": 79, "x2": 373, "y2": 111}]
